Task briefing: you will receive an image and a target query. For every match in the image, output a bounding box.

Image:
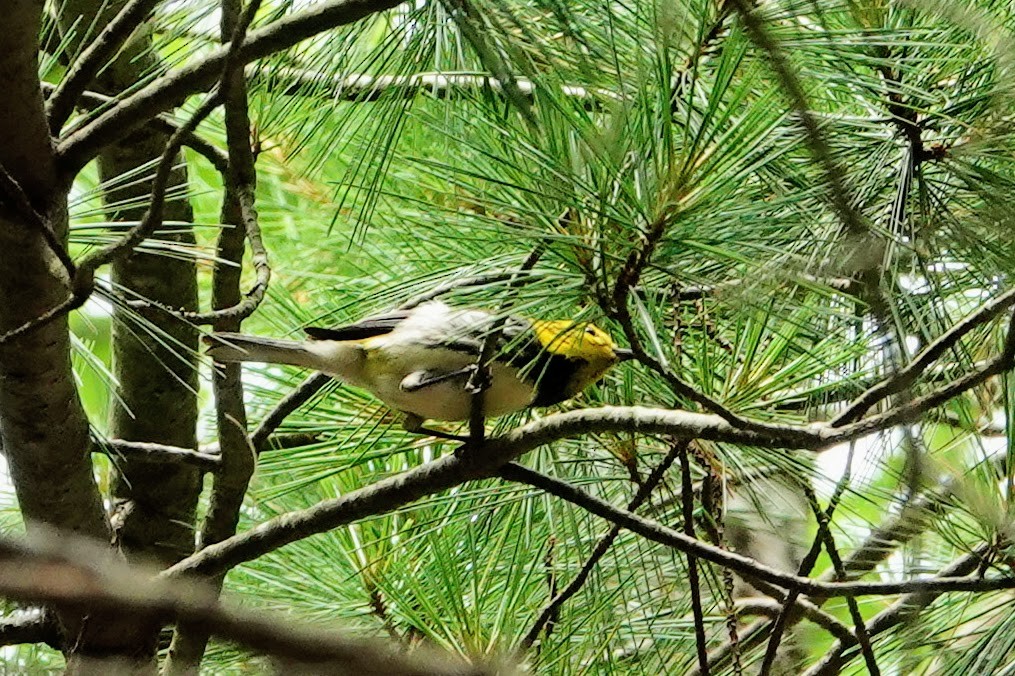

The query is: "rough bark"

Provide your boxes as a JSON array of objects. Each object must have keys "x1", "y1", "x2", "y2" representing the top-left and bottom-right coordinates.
[
  {"x1": 0, "y1": 0, "x2": 109, "y2": 538},
  {"x1": 164, "y1": 2, "x2": 258, "y2": 669},
  {"x1": 0, "y1": 0, "x2": 121, "y2": 660},
  {"x1": 57, "y1": 0, "x2": 203, "y2": 570}
]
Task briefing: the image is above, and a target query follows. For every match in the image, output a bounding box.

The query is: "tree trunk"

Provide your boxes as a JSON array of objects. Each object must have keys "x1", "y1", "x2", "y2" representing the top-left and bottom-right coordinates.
[
  {"x1": 57, "y1": 0, "x2": 203, "y2": 571},
  {"x1": 0, "y1": 0, "x2": 122, "y2": 661},
  {"x1": 51, "y1": 1, "x2": 203, "y2": 665}
]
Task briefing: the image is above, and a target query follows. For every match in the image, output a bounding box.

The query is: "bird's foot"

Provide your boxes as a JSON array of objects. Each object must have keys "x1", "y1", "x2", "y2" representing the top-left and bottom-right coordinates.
[{"x1": 400, "y1": 366, "x2": 477, "y2": 393}]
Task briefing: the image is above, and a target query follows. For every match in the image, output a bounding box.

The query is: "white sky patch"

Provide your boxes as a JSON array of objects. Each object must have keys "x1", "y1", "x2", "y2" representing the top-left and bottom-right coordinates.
[
  {"x1": 82, "y1": 289, "x2": 113, "y2": 318},
  {"x1": 814, "y1": 429, "x2": 897, "y2": 497}
]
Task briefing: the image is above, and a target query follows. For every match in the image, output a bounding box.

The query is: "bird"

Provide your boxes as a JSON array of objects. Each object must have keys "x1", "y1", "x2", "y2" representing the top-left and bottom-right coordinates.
[{"x1": 204, "y1": 300, "x2": 632, "y2": 431}]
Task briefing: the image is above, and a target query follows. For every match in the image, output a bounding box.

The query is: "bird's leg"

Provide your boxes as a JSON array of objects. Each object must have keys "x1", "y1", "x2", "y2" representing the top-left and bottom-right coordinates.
[
  {"x1": 399, "y1": 365, "x2": 477, "y2": 393},
  {"x1": 401, "y1": 413, "x2": 470, "y2": 443}
]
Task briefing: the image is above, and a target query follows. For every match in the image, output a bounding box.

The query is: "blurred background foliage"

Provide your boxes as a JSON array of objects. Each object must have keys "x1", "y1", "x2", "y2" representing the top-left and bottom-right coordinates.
[{"x1": 12, "y1": 0, "x2": 1015, "y2": 671}]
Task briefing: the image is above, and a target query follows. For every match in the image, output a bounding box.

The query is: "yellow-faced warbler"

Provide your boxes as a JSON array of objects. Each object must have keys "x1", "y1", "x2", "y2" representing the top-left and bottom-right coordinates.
[{"x1": 205, "y1": 300, "x2": 632, "y2": 428}]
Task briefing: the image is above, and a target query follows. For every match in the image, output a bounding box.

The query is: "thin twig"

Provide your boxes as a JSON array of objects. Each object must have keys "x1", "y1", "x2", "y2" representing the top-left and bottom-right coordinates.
[
  {"x1": 100, "y1": 439, "x2": 222, "y2": 472},
  {"x1": 759, "y1": 443, "x2": 857, "y2": 673},
  {"x1": 0, "y1": 295, "x2": 81, "y2": 346},
  {"x1": 178, "y1": 183, "x2": 269, "y2": 324},
  {"x1": 609, "y1": 213, "x2": 780, "y2": 434},
  {"x1": 46, "y1": 0, "x2": 162, "y2": 132},
  {"x1": 519, "y1": 440, "x2": 689, "y2": 650},
  {"x1": 734, "y1": 599, "x2": 851, "y2": 643},
  {"x1": 736, "y1": 579, "x2": 855, "y2": 645},
  {"x1": 466, "y1": 244, "x2": 546, "y2": 442},
  {"x1": 74, "y1": 91, "x2": 222, "y2": 287},
  {"x1": 845, "y1": 347, "x2": 1015, "y2": 439},
  {"x1": 832, "y1": 287, "x2": 1015, "y2": 425},
  {"x1": 666, "y1": 275, "x2": 859, "y2": 302},
  {"x1": 0, "y1": 163, "x2": 76, "y2": 281},
  {"x1": 250, "y1": 67, "x2": 618, "y2": 109},
  {"x1": 250, "y1": 373, "x2": 333, "y2": 452},
  {"x1": 803, "y1": 547, "x2": 990, "y2": 676},
  {"x1": 497, "y1": 462, "x2": 1015, "y2": 598},
  {"x1": 703, "y1": 457, "x2": 982, "y2": 674},
  {"x1": 801, "y1": 486, "x2": 880, "y2": 675},
  {"x1": 681, "y1": 445, "x2": 710, "y2": 675}
]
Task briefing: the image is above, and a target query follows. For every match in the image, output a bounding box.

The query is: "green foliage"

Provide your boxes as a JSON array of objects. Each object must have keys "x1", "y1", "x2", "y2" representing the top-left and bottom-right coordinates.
[{"x1": 46, "y1": 0, "x2": 1015, "y2": 672}]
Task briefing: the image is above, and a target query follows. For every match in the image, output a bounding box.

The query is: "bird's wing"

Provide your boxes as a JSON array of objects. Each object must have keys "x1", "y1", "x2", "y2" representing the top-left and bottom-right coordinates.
[{"x1": 304, "y1": 310, "x2": 412, "y2": 342}]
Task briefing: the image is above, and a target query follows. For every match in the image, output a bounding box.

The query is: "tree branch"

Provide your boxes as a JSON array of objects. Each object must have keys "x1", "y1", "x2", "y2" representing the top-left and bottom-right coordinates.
[
  {"x1": 250, "y1": 67, "x2": 617, "y2": 108},
  {"x1": 250, "y1": 373, "x2": 332, "y2": 452},
  {"x1": 101, "y1": 439, "x2": 222, "y2": 472},
  {"x1": 57, "y1": 0, "x2": 411, "y2": 173},
  {"x1": 803, "y1": 547, "x2": 989, "y2": 676},
  {"x1": 799, "y1": 487, "x2": 879, "y2": 675},
  {"x1": 831, "y1": 286, "x2": 1015, "y2": 425},
  {"x1": 703, "y1": 459, "x2": 979, "y2": 674},
  {"x1": 680, "y1": 445, "x2": 710, "y2": 675},
  {"x1": 165, "y1": 0, "x2": 263, "y2": 668},
  {"x1": 159, "y1": 330, "x2": 1015, "y2": 585},
  {"x1": 46, "y1": 0, "x2": 161, "y2": 132},
  {"x1": 0, "y1": 295, "x2": 83, "y2": 346},
  {"x1": 41, "y1": 83, "x2": 230, "y2": 174},
  {"x1": 0, "y1": 530, "x2": 491, "y2": 675},
  {"x1": 0, "y1": 91, "x2": 223, "y2": 349},
  {"x1": 498, "y1": 462, "x2": 1015, "y2": 598},
  {"x1": 519, "y1": 440, "x2": 689, "y2": 650}
]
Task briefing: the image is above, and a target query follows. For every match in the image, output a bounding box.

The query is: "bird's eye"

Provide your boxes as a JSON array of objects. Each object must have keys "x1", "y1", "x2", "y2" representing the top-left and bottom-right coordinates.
[{"x1": 585, "y1": 327, "x2": 597, "y2": 336}]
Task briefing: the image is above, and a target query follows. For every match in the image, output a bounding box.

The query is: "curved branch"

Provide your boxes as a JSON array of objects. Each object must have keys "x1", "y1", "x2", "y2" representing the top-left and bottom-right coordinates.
[
  {"x1": 0, "y1": 531, "x2": 490, "y2": 674},
  {"x1": 46, "y1": 0, "x2": 161, "y2": 132},
  {"x1": 41, "y1": 83, "x2": 230, "y2": 173},
  {"x1": 832, "y1": 286, "x2": 1015, "y2": 425},
  {"x1": 250, "y1": 373, "x2": 332, "y2": 452},
  {"x1": 499, "y1": 463, "x2": 1015, "y2": 598},
  {"x1": 57, "y1": 0, "x2": 409, "y2": 174},
  {"x1": 160, "y1": 402, "x2": 1015, "y2": 598}
]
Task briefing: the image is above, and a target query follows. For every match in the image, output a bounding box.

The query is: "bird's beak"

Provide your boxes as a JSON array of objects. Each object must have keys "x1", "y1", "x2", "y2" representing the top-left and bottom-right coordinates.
[{"x1": 613, "y1": 347, "x2": 636, "y2": 362}]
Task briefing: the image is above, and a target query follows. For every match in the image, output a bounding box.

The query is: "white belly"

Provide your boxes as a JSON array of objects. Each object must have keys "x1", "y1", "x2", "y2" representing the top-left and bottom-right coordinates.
[{"x1": 356, "y1": 345, "x2": 535, "y2": 422}]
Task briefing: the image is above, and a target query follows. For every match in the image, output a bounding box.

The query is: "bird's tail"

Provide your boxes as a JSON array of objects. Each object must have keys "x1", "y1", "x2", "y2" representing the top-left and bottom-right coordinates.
[{"x1": 204, "y1": 333, "x2": 328, "y2": 371}]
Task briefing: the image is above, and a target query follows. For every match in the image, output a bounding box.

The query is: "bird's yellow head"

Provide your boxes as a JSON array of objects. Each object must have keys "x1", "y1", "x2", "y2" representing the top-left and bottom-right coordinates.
[
  {"x1": 522, "y1": 319, "x2": 633, "y2": 404},
  {"x1": 530, "y1": 320, "x2": 631, "y2": 364}
]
